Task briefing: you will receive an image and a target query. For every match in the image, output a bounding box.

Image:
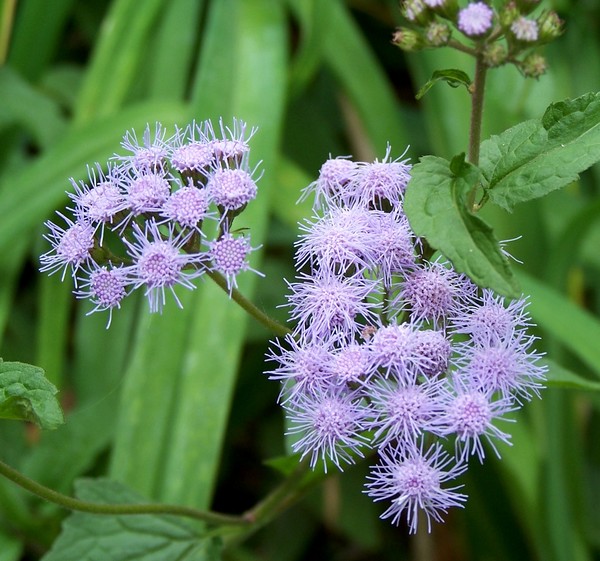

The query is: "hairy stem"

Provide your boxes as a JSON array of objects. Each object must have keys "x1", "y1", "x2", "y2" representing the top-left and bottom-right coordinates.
[
  {"x1": 0, "y1": 458, "x2": 247, "y2": 527},
  {"x1": 467, "y1": 54, "x2": 487, "y2": 209},
  {"x1": 207, "y1": 269, "x2": 291, "y2": 337}
]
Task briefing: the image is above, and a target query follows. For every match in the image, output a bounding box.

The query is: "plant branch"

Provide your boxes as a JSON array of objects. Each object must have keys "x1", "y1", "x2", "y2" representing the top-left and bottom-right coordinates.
[
  {"x1": 0, "y1": 458, "x2": 248, "y2": 527},
  {"x1": 467, "y1": 53, "x2": 488, "y2": 210},
  {"x1": 206, "y1": 269, "x2": 292, "y2": 337}
]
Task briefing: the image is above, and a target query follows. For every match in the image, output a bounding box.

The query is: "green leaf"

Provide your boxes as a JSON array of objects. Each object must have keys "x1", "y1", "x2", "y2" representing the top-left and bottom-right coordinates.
[
  {"x1": 404, "y1": 155, "x2": 519, "y2": 296},
  {"x1": 543, "y1": 358, "x2": 600, "y2": 392},
  {"x1": 41, "y1": 479, "x2": 221, "y2": 561},
  {"x1": 0, "y1": 359, "x2": 63, "y2": 429},
  {"x1": 0, "y1": 530, "x2": 22, "y2": 561},
  {"x1": 415, "y1": 68, "x2": 472, "y2": 100},
  {"x1": 480, "y1": 91, "x2": 600, "y2": 211}
]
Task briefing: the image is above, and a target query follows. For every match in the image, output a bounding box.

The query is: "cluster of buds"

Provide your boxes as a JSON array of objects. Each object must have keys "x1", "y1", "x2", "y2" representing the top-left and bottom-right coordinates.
[
  {"x1": 40, "y1": 119, "x2": 263, "y2": 326},
  {"x1": 393, "y1": 0, "x2": 563, "y2": 77},
  {"x1": 266, "y1": 149, "x2": 546, "y2": 532}
]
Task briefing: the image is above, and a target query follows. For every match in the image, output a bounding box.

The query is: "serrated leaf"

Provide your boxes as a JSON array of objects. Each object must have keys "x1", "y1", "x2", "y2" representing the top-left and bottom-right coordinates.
[
  {"x1": 41, "y1": 479, "x2": 221, "y2": 561},
  {"x1": 480, "y1": 91, "x2": 600, "y2": 211},
  {"x1": 0, "y1": 359, "x2": 63, "y2": 429},
  {"x1": 404, "y1": 155, "x2": 519, "y2": 296},
  {"x1": 415, "y1": 68, "x2": 472, "y2": 100}
]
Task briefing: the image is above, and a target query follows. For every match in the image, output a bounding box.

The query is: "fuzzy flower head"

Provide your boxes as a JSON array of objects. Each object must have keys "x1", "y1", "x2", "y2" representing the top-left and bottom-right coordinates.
[
  {"x1": 161, "y1": 182, "x2": 213, "y2": 231},
  {"x1": 365, "y1": 442, "x2": 467, "y2": 533},
  {"x1": 206, "y1": 168, "x2": 258, "y2": 213},
  {"x1": 286, "y1": 270, "x2": 379, "y2": 344},
  {"x1": 208, "y1": 233, "x2": 262, "y2": 293},
  {"x1": 285, "y1": 387, "x2": 370, "y2": 472},
  {"x1": 350, "y1": 147, "x2": 411, "y2": 209},
  {"x1": 123, "y1": 221, "x2": 204, "y2": 313},
  {"x1": 40, "y1": 213, "x2": 95, "y2": 282},
  {"x1": 458, "y1": 334, "x2": 546, "y2": 402},
  {"x1": 295, "y1": 205, "x2": 379, "y2": 273},
  {"x1": 458, "y1": 2, "x2": 494, "y2": 36},
  {"x1": 125, "y1": 170, "x2": 171, "y2": 215},
  {"x1": 511, "y1": 16, "x2": 539, "y2": 42},
  {"x1": 117, "y1": 122, "x2": 171, "y2": 172},
  {"x1": 396, "y1": 260, "x2": 477, "y2": 325},
  {"x1": 75, "y1": 264, "x2": 130, "y2": 328},
  {"x1": 451, "y1": 289, "x2": 532, "y2": 345},
  {"x1": 330, "y1": 342, "x2": 375, "y2": 385},
  {"x1": 302, "y1": 157, "x2": 359, "y2": 210},
  {"x1": 205, "y1": 118, "x2": 257, "y2": 166},
  {"x1": 439, "y1": 381, "x2": 515, "y2": 463},
  {"x1": 267, "y1": 335, "x2": 333, "y2": 403},
  {"x1": 366, "y1": 377, "x2": 445, "y2": 450},
  {"x1": 413, "y1": 329, "x2": 452, "y2": 377}
]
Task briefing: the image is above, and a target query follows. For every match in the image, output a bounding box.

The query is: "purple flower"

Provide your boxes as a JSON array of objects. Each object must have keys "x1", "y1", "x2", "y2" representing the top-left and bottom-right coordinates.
[
  {"x1": 457, "y1": 333, "x2": 546, "y2": 402},
  {"x1": 125, "y1": 169, "x2": 171, "y2": 215},
  {"x1": 285, "y1": 270, "x2": 379, "y2": 343},
  {"x1": 295, "y1": 205, "x2": 379, "y2": 273},
  {"x1": 439, "y1": 380, "x2": 515, "y2": 463},
  {"x1": 75, "y1": 264, "x2": 130, "y2": 328},
  {"x1": 161, "y1": 181, "x2": 213, "y2": 231},
  {"x1": 395, "y1": 260, "x2": 478, "y2": 325},
  {"x1": 267, "y1": 334, "x2": 333, "y2": 403},
  {"x1": 208, "y1": 233, "x2": 262, "y2": 293},
  {"x1": 350, "y1": 147, "x2": 411, "y2": 208},
  {"x1": 206, "y1": 168, "x2": 258, "y2": 212},
  {"x1": 511, "y1": 17, "x2": 539, "y2": 42},
  {"x1": 205, "y1": 117, "x2": 256, "y2": 166},
  {"x1": 330, "y1": 342, "x2": 375, "y2": 385},
  {"x1": 285, "y1": 386, "x2": 370, "y2": 472},
  {"x1": 369, "y1": 321, "x2": 430, "y2": 381},
  {"x1": 412, "y1": 329, "x2": 452, "y2": 377},
  {"x1": 68, "y1": 164, "x2": 126, "y2": 229},
  {"x1": 123, "y1": 220, "x2": 204, "y2": 313},
  {"x1": 117, "y1": 122, "x2": 171, "y2": 172},
  {"x1": 40, "y1": 212, "x2": 95, "y2": 282},
  {"x1": 451, "y1": 289, "x2": 532, "y2": 345},
  {"x1": 366, "y1": 377, "x2": 446, "y2": 450},
  {"x1": 458, "y1": 2, "x2": 494, "y2": 36},
  {"x1": 368, "y1": 210, "x2": 416, "y2": 285},
  {"x1": 365, "y1": 442, "x2": 467, "y2": 533},
  {"x1": 171, "y1": 141, "x2": 215, "y2": 174},
  {"x1": 300, "y1": 157, "x2": 358, "y2": 210}
]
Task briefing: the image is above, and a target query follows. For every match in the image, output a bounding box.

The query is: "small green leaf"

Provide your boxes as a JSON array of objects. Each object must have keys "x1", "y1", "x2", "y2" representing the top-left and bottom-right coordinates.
[
  {"x1": 404, "y1": 155, "x2": 519, "y2": 296},
  {"x1": 41, "y1": 479, "x2": 221, "y2": 561},
  {"x1": 543, "y1": 359, "x2": 600, "y2": 392},
  {"x1": 480, "y1": 91, "x2": 600, "y2": 211},
  {"x1": 0, "y1": 359, "x2": 63, "y2": 430},
  {"x1": 415, "y1": 68, "x2": 472, "y2": 100}
]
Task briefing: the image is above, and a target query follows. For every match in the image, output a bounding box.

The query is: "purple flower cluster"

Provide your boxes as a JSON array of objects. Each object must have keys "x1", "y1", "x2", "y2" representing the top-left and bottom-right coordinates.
[
  {"x1": 267, "y1": 148, "x2": 546, "y2": 533},
  {"x1": 40, "y1": 119, "x2": 263, "y2": 326}
]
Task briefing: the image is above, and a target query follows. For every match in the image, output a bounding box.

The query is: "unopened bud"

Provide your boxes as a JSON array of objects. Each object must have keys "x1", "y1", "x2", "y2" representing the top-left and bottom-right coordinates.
[
  {"x1": 392, "y1": 28, "x2": 424, "y2": 52},
  {"x1": 483, "y1": 43, "x2": 507, "y2": 67},
  {"x1": 537, "y1": 11, "x2": 563, "y2": 43},
  {"x1": 425, "y1": 21, "x2": 451, "y2": 46},
  {"x1": 519, "y1": 53, "x2": 547, "y2": 78},
  {"x1": 499, "y1": 1, "x2": 519, "y2": 27},
  {"x1": 510, "y1": 16, "x2": 539, "y2": 42},
  {"x1": 401, "y1": 0, "x2": 430, "y2": 26}
]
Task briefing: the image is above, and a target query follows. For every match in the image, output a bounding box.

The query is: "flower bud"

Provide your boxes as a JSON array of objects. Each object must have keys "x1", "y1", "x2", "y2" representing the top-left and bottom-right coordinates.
[
  {"x1": 519, "y1": 53, "x2": 547, "y2": 78},
  {"x1": 401, "y1": 0, "x2": 431, "y2": 26},
  {"x1": 425, "y1": 21, "x2": 451, "y2": 46},
  {"x1": 482, "y1": 43, "x2": 507, "y2": 68},
  {"x1": 498, "y1": 1, "x2": 520, "y2": 27},
  {"x1": 510, "y1": 16, "x2": 539, "y2": 42},
  {"x1": 392, "y1": 28, "x2": 424, "y2": 52},
  {"x1": 537, "y1": 11, "x2": 564, "y2": 44}
]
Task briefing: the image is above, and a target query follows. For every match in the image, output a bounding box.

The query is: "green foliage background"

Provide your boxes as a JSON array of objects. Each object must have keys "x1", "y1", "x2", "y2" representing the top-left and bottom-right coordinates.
[{"x1": 0, "y1": 0, "x2": 599, "y2": 559}]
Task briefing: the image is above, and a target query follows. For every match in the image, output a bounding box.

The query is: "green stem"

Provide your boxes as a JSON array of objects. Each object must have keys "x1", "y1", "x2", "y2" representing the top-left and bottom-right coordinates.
[
  {"x1": 467, "y1": 53, "x2": 487, "y2": 210},
  {"x1": 206, "y1": 269, "x2": 291, "y2": 337},
  {"x1": 0, "y1": 458, "x2": 247, "y2": 527}
]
